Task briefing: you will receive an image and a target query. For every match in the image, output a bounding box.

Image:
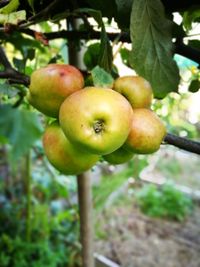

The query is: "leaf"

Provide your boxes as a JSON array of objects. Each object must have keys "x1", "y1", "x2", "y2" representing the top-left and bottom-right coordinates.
[
  {"x1": 120, "y1": 47, "x2": 131, "y2": 66},
  {"x1": 0, "y1": 10, "x2": 26, "y2": 25},
  {"x1": 0, "y1": 0, "x2": 19, "y2": 14},
  {"x1": 188, "y1": 40, "x2": 200, "y2": 50},
  {"x1": 0, "y1": 105, "x2": 43, "y2": 159},
  {"x1": 129, "y1": 0, "x2": 180, "y2": 98},
  {"x1": 0, "y1": 83, "x2": 19, "y2": 97},
  {"x1": 27, "y1": 0, "x2": 35, "y2": 13},
  {"x1": 13, "y1": 57, "x2": 25, "y2": 72},
  {"x1": 84, "y1": 42, "x2": 100, "y2": 70},
  {"x1": 76, "y1": 8, "x2": 102, "y2": 27},
  {"x1": 115, "y1": 0, "x2": 133, "y2": 29},
  {"x1": 98, "y1": 25, "x2": 113, "y2": 73},
  {"x1": 85, "y1": 0, "x2": 117, "y2": 20},
  {"x1": 188, "y1": 79, "x2": 200, "y2": 93},
  {"x1": 76, "y1": 8, "x2": 112, "y2": 73},
  {"x1": 2, "y1": 31, "x2": 44, "y2": 55},
  {"x1": 91, "y1": 66, "x2": 114, "y2": 88},
  {"x1": 183, "y1": 7, "x2": 200, "y2": 32}
]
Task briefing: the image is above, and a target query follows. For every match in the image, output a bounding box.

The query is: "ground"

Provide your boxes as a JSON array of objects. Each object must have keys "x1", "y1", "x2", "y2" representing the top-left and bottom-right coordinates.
[
  {"x1": 95, "y1": 198, "x2": 200, "y2": 267},
  {"x1": 94, "y1": 147, "x2": 200, "y2": 267}
]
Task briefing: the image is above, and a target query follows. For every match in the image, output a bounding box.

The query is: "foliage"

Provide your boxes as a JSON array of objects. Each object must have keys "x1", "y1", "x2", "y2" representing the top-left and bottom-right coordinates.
[
  {"x1": 93, "y1": 156, "x2": 148, "y2": 211},
  {"x1": 0, "y1": 146, "x2": 81, "y2": 267},
  {"x1": 0, "y1": 235, "x2": 63, "y2": 267},
  {"x1": 91, "y1": 66, "x2": 114, "y2": 88},
  {"x1": 135, "y1": 182, "x2": 193, "y2": 221},
  {"x1": 0, "y1": 0, "x2": 199, "y2": 265},
  {"x1": 0, "y1": 105, "x2": 43, "y2": 160},
  {"x1": 0, "y1": 194, "x2": 81, "y2": 267},
  {"x1": 130, "y1": 0, "x2": 180, "y2": 98}
]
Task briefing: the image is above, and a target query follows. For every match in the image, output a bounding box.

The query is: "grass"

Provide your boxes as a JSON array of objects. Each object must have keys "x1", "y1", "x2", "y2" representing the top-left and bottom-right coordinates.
[{"x1": 93, "y1": 156, "x2": 148, "y2": 212}]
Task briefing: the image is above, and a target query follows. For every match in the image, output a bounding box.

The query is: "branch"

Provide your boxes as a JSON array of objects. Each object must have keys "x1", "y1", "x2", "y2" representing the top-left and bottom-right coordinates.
[
  {"x1": 28, "y1": 0, "x2": 62, "y2": 22},
  {"x1": 0, "y1": 46, "x2": 30, "y2": 86},
  {"x1": 175, "y1": 39, "x2": 200, "y2": 65},
  {"x1": 21, "y1": 29, "x2": 200, "y2": 65},
  {"x1": 164, "y1": 133, "x2": 200, "y2": 155},
  {"x1": 45, "y1": 30, "x2": 130, "y2": 42}
]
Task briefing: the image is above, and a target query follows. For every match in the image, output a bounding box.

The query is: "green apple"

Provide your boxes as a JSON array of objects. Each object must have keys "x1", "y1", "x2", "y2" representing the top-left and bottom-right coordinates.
[
  {"x1": 125, "y1": 108, "x2": 166, "y2": 154},
  {"x1": 28, "y1": 64, "x2": 84, "y2": 117},
  {"x1": 113, "y1": 76, "x2": 153, "y2": 109},
  {"x1": 43, "y1": 121, "x2": 99, "y2": 175},
  {"x1": 103, "y1": 146, "x2": 134, "y2": 165},
  {"x1": 59, "y1": 87, "x2": 133, "y2": 155}
]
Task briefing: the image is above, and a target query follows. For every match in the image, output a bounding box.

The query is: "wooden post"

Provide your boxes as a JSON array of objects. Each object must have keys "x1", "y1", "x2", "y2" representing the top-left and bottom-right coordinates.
[
  {"x1": 77, "y1": 172, "x2": 95, "y2": 267},
  {"x1": 67, "y1": 18, "x2": 95, "y2": 267}
]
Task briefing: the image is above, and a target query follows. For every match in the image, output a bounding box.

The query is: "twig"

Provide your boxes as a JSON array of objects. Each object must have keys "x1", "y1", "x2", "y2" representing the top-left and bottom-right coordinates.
[
  {"x1": 164, "y1": 133, "x2": 200, "y2": 155},
  {"x1": 0, "y1": 46, "x2": 30, "y2": 86},
  {"x1": 175, "y1": 38, "x2": 200, "y2": 65},
  {"x1": 27, "y1": 0, "x2": 62, "y2": 23}
]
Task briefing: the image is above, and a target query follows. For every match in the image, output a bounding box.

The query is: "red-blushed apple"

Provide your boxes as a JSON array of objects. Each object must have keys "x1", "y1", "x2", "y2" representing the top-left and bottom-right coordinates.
[
  {"x1": 103, "y1": 146, "x2": 134, "y2": 165},
  {"x1": 59, "y1": 87, "x2": 133, "y2": 155},
  {"x1": 124, "y1": 108, "x2": 166, "y2": 154},
  {"x1": 113, "y1": 76, "x2": 153, "y2": 109},
  {"x1": 28, "y1": 64, "x2": 84, "y2": 117},
  {"x1": 43, "y1": 121, "x2": 99, "y2": 175}
]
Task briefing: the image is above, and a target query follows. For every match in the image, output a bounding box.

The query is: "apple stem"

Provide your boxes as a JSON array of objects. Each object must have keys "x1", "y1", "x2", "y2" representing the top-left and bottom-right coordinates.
[{"x1": 77, "y1": 172, "x2": 95, "y2": 267}]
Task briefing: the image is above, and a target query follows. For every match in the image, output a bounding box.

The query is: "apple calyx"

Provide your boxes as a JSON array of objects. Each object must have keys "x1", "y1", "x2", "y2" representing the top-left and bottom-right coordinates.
[{"x1": 93, "y1": 119, "x2": 104, "y2": 134}]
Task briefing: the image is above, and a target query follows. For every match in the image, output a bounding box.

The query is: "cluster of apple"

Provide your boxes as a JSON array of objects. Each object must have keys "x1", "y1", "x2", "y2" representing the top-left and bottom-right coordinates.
[{"x1": 28, "y1": 64, "x2": 166, "y2": 175}]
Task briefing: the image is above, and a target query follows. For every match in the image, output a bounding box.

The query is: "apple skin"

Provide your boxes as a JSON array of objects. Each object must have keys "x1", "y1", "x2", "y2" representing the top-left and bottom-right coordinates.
[
  {"x1": 43, "y1": 121, "x2": 99, "y2": 175},
  {"x1": 113, "y1": 76, "x2": 153, "y2": 109},
  {"x1": 103, "y1": 146, "x2": 134, "y2": 165},
  {"x1": 28, "y1": 64, "x2": 84, "y2": 118},
  {"x1": 59, "y1": 87, "x2": 133, "y2": 155},
  {"x1": 124, "y1": 109, "x2": 166, "y2": 154}
]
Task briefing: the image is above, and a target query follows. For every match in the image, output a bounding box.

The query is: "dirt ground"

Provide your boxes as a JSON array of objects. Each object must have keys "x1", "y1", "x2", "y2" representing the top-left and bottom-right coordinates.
[
  {"x1": 95, "y1": 201, "x2": 200, "y2": 267},
  {"x1": 94, "y1": 147, "x2": 200, "y2": 267}
]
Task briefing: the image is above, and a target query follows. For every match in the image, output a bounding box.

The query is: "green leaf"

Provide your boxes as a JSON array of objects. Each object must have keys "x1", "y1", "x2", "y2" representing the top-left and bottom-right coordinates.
[
  {"x1": 75, "y1": 8, "x2": 113, "y2": 73},
  {"x1": 91, "y1": 66, "x2": 114, "y2": 88},
  {"x1": 120, "y1": 47, "x2": 131, "y2": 67},
  {"x1": 85, "y1": 0, "x2": 117, "y2": 20},
  {"x1": 0, "y1": 105, "x2": 43, "y2": 159},
  {"x1": 83, "y1": 42, "x2": 100, "y2": 70},
  {"x1": 0, "y1": 0, "x2": 19, "y2": 14},
  {"x1": 98, "y1": 25, "x2": 113, "y2": 73},
  {"x1": 129, "y1": 0, "x2": 180, "y2": 98},
  {"x1": 27, "y1": 0, "x2": 35, "y2": 13},
  {"x1": 188, "y1": 79, "x2": 200, "y2": 93},
  {"x1": 115, "y1": 0, "x2": 133, "y2": 29},
  {"x1": 183, "y1": 7, "x2": 200, "y2": 32},
  {"x1": 188, "y1": 39, "x2": 200, "y2": 50},
  {"x1": 2, "y1": 31, "x2": 44, "y2": 55},
  {"x1": 0, "y1": 82, "x2": 19, "y2": 97},
  {"x1": 0, "y1": 10, "x2": 26, "y2": 25},
  {"x1": 76, "y1": 8, "x2": 102, "y2": 27}
]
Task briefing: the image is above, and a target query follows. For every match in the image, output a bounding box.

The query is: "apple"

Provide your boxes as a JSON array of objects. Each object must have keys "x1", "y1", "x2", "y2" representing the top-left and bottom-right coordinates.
[
  {"x1": 103, "y1": 146, "x2": 134, "y2": 165},
  {"x1": 125, "y1": 108, "x2": 166, "y2": 154},
  {"x1": 28, "y1": 64, "x2": 84, "y2": 117},
  {"x1": 43, "y1": 121, "x2": 99, "y2": 175},
  {"x1": 113, "y1": 76, "x2": 153, "y2": 109},
  {"x1": 59, "y1": 87, "x2": 133, "y2": 155}
]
